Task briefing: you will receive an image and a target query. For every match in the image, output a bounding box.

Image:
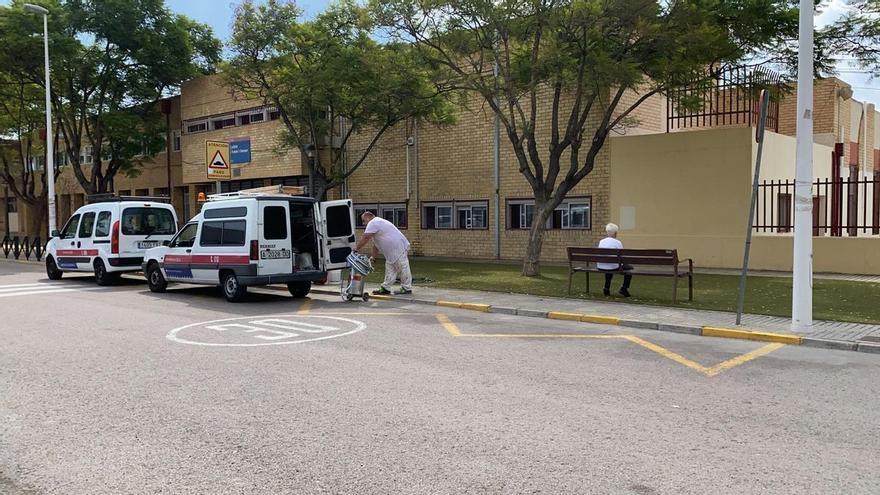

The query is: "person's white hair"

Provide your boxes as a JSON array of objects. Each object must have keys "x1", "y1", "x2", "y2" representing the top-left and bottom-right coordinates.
[{"x1": 605, "y1": 223, "x2": 619, "y2": 234}]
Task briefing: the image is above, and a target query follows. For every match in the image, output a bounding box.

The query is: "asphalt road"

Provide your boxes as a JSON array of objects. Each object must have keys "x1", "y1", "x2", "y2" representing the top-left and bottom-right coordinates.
[{"x1": 1, "y1": 260, "x2": 878, "y2": 494}]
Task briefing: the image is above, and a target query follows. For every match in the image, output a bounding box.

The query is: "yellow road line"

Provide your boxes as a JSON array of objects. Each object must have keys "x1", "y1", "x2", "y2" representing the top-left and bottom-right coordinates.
[
  {"x1": 436, "y1": 314, "x2": 461, "y2": 336},
  {"x1": 622, "y1": 335, "x2": 711, "y2": 375},
  {"x1": 702, "y1": 326, "x2": 802, "y2": 345},
  {"x1": 369, "y1": 294, "x2": 393, "y2": 301},
  {"x1": 297, "y1": 298, "x2": 313, "y2": 314},
  {"x1": 306, "y1": 312, "x2": 409, "y2": 316},
  {"x1": 460, "y1": 333, "x2": 623, "y2": 339},
  {"x1": 704, "y1": 343, "x2": 786, "y2": 376}
]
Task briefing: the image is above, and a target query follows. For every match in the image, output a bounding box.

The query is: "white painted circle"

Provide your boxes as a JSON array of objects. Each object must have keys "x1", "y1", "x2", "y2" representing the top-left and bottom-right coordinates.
[{"x1": 166, "y1": 313, "x2": 366, "y2": 347}]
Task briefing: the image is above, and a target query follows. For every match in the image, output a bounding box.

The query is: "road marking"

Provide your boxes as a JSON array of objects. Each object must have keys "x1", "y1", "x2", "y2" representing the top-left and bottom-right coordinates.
[
  {"x1": 704, "y1": 343, "x2": 787, "y2": 376},
  {"x1": 438, "y1": 314, "x2": 788, "y2": 377},
  {"x1": 0, "y1": 283, "x2": 65, "y2": 290},
  {"x1": 0, "y1": 287, "x2": 83, "y2": 298},
  {"x1": 298, "y1": 298, "x2": 313, "y2": 314},
  {"x1": 167, "y1": 314, "x2": 366, "y2": 347},
  {"x1": 436, "y1": 314, "x2": 461, "y2": 337}
]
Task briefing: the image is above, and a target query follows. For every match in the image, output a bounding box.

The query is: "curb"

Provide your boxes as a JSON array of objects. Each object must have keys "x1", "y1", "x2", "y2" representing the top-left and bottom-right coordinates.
[{"x1": 310, "y1": 287, "x2": 877, "y2": 355}]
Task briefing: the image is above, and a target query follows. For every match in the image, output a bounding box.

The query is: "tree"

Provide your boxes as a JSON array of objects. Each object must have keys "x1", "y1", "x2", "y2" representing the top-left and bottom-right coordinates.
[
  {"x1": 818, "y1": 0, "x2": 880, "y2": 76},
  {"x1": 374, "y1": 0, "x2": 803, "y2": 276},
  {"x1": 224, "y1": 0, "x2": 454, "y2": 199},
  {"x1": 0, "y1": 72, "x2": 58, "y2": 236},
  {"x1": 0, "y1": 0, "x2": 221, "y2": 195}
]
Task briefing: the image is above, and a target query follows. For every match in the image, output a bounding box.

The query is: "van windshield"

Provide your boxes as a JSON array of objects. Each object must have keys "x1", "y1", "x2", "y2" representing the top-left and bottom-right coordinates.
[{"x1": 121, "y1": 207, "x2": 176, "y2": 236}]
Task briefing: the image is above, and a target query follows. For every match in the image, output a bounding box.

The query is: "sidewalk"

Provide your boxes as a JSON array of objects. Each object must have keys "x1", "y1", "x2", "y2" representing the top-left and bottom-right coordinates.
[{"x1": 316, "y1": 282, "x2": 880, "y2": 354}]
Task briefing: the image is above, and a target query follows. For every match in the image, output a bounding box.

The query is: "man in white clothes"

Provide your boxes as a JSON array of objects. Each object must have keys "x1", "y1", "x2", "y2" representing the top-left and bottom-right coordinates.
[
  {"x1": 354, "y1": 211, "x2": 412, "y2": 295},
  {"x1": 597, "y1": 223, "x2": 632, "y2": 297}
]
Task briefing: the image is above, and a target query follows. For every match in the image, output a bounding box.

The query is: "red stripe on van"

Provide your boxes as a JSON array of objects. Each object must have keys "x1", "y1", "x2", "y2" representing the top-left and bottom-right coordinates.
[
  {"x1": 163, "y1": 254, "x2": 251, "y2": 266},
  {"x1": 57, "y1": 249, "x2": 99, "y2": 256}
]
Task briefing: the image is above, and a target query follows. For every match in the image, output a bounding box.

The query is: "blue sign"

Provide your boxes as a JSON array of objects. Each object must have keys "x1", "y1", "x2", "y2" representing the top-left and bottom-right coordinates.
[{"x1": 230, "y1": 139, "x2": 251, "y2": 164}]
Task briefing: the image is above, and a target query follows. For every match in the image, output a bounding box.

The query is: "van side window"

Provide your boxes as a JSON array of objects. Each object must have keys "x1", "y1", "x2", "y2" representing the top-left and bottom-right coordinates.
[
  {"x1": 78, "y1": 212, "x2": 96, "y2": 238},
  {"x1": 199, "y1": 220, "x2": 246, "y2": 246},
  {"x1": 263, "y1": 206, "x2": 287, "y2": 240},
  {"x1": 325, "y1": 205, "x2": 353, "y2": 237},
  {"x1": 170, "y1": 223, "x2": 199, "y2": 248},
  {"x1": 95, "y1": 211, "x2": 112, "y2": 237},
  {"x1": 60, "y1": 214, "x2": 80, "y2": 239}
]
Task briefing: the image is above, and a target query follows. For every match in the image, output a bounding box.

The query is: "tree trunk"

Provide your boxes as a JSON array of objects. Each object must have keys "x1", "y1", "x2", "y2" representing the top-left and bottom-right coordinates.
[
  {"x1": 27, "y1": 199, "x2": 47, "y2": 239},
  {"x1": 521, "y1": 203, "x2": 554, "y2": 277}
]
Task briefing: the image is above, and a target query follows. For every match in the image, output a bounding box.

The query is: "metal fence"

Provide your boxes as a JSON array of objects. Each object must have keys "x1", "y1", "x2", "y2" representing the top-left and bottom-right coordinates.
[
  {"x1": 753, "y1": 178, "x2": 880, "y2": 236},
  {"x1": 667, "y1": 66, "x2": 783, "y2": 133},
  {"x1": 1, "y1": 235, "x2": 44, "y2": 261}
]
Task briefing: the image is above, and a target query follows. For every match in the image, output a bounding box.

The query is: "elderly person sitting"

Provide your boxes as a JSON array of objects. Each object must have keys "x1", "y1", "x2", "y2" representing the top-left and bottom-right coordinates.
[{"x1": 597, "y1": 223, "x2": 632, "y2": 297}]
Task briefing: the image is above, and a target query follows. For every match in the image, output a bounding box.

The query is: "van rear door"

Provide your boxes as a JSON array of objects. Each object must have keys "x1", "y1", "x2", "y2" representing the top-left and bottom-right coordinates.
[
  {"x1": 316, "y1": 200, "x2": 355, "y2": 271},
  {"x1": 119, "y1": 205, "x2": 177, "y2": 256},
  {"x1": 258, "y1": 201, "x2": 293, "y2": 275}
]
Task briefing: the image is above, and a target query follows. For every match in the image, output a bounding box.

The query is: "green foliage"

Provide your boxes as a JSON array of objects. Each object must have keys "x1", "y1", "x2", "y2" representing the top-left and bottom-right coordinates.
[
  {"x1": 374, "y1": 0, "x2": 803, "y2": 275},
  {"x1": 0, "y1": 0, "x2": 221, "y2": 194},
  {"x1": 224, "y1": 0, "x2": 455, "y2": 198}
]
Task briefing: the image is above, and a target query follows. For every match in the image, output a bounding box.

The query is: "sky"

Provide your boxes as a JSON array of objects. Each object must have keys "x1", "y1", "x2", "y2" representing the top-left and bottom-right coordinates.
[{"x1": 2, "y1": 0, "x2": 878, "y2": 102}]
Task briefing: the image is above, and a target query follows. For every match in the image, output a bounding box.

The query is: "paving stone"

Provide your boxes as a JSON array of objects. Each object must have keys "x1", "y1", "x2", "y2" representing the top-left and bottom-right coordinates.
[
  {"x1": 516, "y1": 308, "x2": 549, "y2": 318},
  {"x1": 489, "y1": 306, "x2": 518, "y2": 315}
]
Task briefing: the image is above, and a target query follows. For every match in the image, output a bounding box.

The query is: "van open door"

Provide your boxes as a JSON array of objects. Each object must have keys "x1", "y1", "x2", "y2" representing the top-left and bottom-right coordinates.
[{"x1": 316, "y1": 199, "x2": 356, "y2": 271}]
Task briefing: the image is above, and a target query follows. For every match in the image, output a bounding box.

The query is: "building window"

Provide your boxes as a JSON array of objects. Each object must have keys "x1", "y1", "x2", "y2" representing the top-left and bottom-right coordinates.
[
  {"x1": 185, "y1": 120, "x2": 208, "y2": 134},
  {"x1": 508, "y1": 198, "x2": 591, "y2": 230},
  {"x1": 135, "y1": 188, "x2": 149, "y2": 197},
  {"x1": 81, "y1": 146, "x2": 93, "y2": 165},
  {"x1": 354, "y1": 205, "x2": 378, "y2": 228},
  {"x1": 268, "y1": 107, "x2": 281, "y2": 120},
  {"x1": 456, "y1": 202, "x2": 488, "y2": 229},
  {"x1": 210, "y1": 114, "x2": 235, "y2": 130},
  {"x1": 237, "y1": 108, "x2": 266, "y2": 126},
  {"x1": 380, "y1": 203, "x2": 408, "y2": 229},
  {"x1": 553, "y1": 200, "x2": 591, "y2": 230},
  {"x1": 6, "y1": 196, "x2": 17, "y2": 213},
  {"x1": 423, "y1": 203, "x2": 454, "y2": 229},
  {"x1": 172, "y1": 130, "x2": 181, "y2": 151}
]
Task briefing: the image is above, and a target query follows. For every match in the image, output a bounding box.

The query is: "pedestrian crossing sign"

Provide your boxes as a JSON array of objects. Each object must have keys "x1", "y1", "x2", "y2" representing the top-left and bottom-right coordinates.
[{"x1": 206, "y1": 140, "x2": 231, "y2": 180}]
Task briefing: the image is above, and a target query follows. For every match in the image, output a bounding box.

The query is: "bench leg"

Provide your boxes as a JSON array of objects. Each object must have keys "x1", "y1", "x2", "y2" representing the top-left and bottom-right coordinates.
[
  {"x1": 688, "y1": 274, "x2": 693, "y2": 301},
  {"x1": 585, "y1": 271, "x2": 589, "y2": 294},
  {"x1": 672, "y1": 276, "x2": 678, "y2": 304},
  {"x1": 567, "y1": 270, "x2": 573, "y2": 295}
]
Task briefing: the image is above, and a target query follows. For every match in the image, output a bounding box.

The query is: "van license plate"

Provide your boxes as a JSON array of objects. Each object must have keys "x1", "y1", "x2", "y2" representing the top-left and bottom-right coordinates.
[{"x1": 138, "y1": 241, "x2": 159, "y2": 249}]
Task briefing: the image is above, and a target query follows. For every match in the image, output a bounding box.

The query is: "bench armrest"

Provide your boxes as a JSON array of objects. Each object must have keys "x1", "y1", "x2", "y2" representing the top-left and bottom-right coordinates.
[{"x1": 677, "y1": 258, "x2": 694, "y2": 273}]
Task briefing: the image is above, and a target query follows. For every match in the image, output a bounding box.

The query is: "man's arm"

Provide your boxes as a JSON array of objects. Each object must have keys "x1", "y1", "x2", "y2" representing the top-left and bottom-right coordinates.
[{"x1": 354, "y1": 233, "x2": 374, "y2": 252}]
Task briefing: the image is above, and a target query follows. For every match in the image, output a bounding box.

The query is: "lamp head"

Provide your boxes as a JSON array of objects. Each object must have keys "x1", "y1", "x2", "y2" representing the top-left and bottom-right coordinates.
[{"x1": 23, "y1": 4, "x2": 49, "y2": 15}]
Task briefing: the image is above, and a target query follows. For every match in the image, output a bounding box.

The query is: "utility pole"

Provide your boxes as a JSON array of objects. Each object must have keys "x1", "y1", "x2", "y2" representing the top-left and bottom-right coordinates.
[{"x1": 792, "y1": 0, "x2": 814, "y2": 328}]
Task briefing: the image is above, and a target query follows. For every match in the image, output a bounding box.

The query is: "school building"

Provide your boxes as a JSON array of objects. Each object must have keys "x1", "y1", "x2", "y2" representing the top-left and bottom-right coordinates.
[{"x1": 3, "y1": 69, "x2": 879, "y2": 274}]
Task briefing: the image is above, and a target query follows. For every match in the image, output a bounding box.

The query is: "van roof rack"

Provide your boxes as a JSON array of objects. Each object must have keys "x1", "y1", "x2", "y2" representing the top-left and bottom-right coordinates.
[
  {"x1": 206, "y1": 185, "x2": 307, "y2": 201},
  {"x1": 87, "y1": 193, "x2": 172, "y2": 204}
]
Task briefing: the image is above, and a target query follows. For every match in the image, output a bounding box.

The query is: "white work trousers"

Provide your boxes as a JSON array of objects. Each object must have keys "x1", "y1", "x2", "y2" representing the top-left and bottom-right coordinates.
[{"x1": 382, "y1": 254, "x2": 412, "y2": 291}]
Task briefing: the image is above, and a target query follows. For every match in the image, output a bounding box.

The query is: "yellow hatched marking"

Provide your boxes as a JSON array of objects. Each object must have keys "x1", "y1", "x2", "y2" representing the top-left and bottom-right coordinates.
[
  {"x1": 704, "y1": 343, "x2": 786, "y2": 376},
  {"x1": 436, "y1": 314, "x2": 462, "y2": 336},
  {"x1": 623, "y1": 336, "x2": 710, "y2": 374},
  {"x1": 297, "y1": 298, "x2": 313, "y2": 314}
]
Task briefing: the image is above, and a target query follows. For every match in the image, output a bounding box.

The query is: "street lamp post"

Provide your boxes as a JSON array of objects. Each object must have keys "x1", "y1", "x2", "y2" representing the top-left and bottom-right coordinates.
[
  {"x1": 24, "y1": 3, "x2": 56, "y2": 238},
  {"x1": 792, "y1": 0, "x2": 814, "y2": 328}
]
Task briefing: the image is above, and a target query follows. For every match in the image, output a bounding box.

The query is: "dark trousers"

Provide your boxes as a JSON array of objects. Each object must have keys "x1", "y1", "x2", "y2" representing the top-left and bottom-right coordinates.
[{"x1": 601, "y1": 264, "x2": 633, "y2": 291}]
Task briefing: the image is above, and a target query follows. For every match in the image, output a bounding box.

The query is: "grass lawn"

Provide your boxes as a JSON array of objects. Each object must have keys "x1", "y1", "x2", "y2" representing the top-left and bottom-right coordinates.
[{"x1": 366, "y1": 258, "x2": 880, "y2": 324}]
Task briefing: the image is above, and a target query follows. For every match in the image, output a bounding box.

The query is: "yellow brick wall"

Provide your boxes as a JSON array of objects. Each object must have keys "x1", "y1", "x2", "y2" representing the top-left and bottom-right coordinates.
[{"x1": 345, "y1": 88, "x2": 611, "y2": 263}]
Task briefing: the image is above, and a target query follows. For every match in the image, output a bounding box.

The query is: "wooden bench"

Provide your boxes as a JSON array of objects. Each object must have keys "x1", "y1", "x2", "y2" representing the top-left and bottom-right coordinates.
[{"x1": 566, "y1": 247, "x2": 694, "y2": 303}]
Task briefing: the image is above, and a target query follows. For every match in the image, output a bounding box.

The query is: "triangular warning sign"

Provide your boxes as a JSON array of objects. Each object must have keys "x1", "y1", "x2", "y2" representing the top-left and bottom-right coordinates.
[{"x1": 209, "y1": 150, "x2": 229, "y2": 169}]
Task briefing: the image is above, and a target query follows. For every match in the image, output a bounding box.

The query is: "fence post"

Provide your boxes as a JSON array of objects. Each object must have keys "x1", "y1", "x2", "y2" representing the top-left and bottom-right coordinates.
[{"x1": 12, "y1": 236, "x2": 20, "y2": 260}]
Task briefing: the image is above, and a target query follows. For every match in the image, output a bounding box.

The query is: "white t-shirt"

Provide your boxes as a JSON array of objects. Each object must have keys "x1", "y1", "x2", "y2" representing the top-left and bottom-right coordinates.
[
  {"x1": 364, "y1": 217, "x2": 411, "y2": 263},
  {"x1": 597, "y1": 236, "x2": 623, "y2": 270}
]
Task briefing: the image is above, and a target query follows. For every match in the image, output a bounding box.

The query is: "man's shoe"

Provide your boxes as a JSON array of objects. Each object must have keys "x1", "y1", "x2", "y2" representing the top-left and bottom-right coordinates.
[
  {"x1": 603, "y1": 288, "x2": 611, "y2": 296},
  {"x1": 372, "y1": 287, "x2": 391, "y2": 295},
  {"x1": 394, "y1": 288, "x2": 412, "y2": 295},
  {"x1": 619, "y1": 288, "x2": 631, "y2": 298}
]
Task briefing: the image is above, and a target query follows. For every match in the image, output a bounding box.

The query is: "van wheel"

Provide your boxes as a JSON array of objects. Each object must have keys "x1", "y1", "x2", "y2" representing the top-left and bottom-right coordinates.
[
  {"x1": 287, "y1": 281, "x2": 311, "y2": 298},
  {"x1": 94, "y1": 259, "x2": 118, "y2": 286},
  {"x1": 222, "y1": 272, "x2": 247, "y2": 302},
  {"x1": 46, "y1": 256, "x2": 63, "y2": 280},
  {"x1": 147, "y1": 263, "x2": 167, "y2": 293}
]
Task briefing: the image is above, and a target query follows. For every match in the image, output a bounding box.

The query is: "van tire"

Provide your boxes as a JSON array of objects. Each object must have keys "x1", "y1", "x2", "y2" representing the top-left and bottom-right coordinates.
[
  {"x1": 222, "y1": 271, "x2": 247, "y2": 302},
  {"x1": 147, "y1": 263, "x2": 167, "y2": 293},
  {"x1": 93, "y1": 259, "x2": 118, "y2": 286},
  {"x1": 46, "y1": 256, "x2": 63, "y2": 280},
  {"x1": 287, "y1": 281, "x2": 311, "y2": 298}
]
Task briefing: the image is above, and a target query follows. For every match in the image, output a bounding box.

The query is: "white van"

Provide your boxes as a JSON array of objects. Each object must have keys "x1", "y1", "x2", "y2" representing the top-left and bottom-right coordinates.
[
  {"x1": 45, "y1": 196, "x2": 178, "y2": 285},
  {"x1": 142, "y1": 191, "x2": 355, "y2": 302}
]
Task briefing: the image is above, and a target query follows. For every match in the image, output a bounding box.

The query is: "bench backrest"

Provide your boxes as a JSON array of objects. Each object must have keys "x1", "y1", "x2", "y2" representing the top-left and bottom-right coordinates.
[{"x1": 567, "y1": 247, "x2": 679, "y2": 266}]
